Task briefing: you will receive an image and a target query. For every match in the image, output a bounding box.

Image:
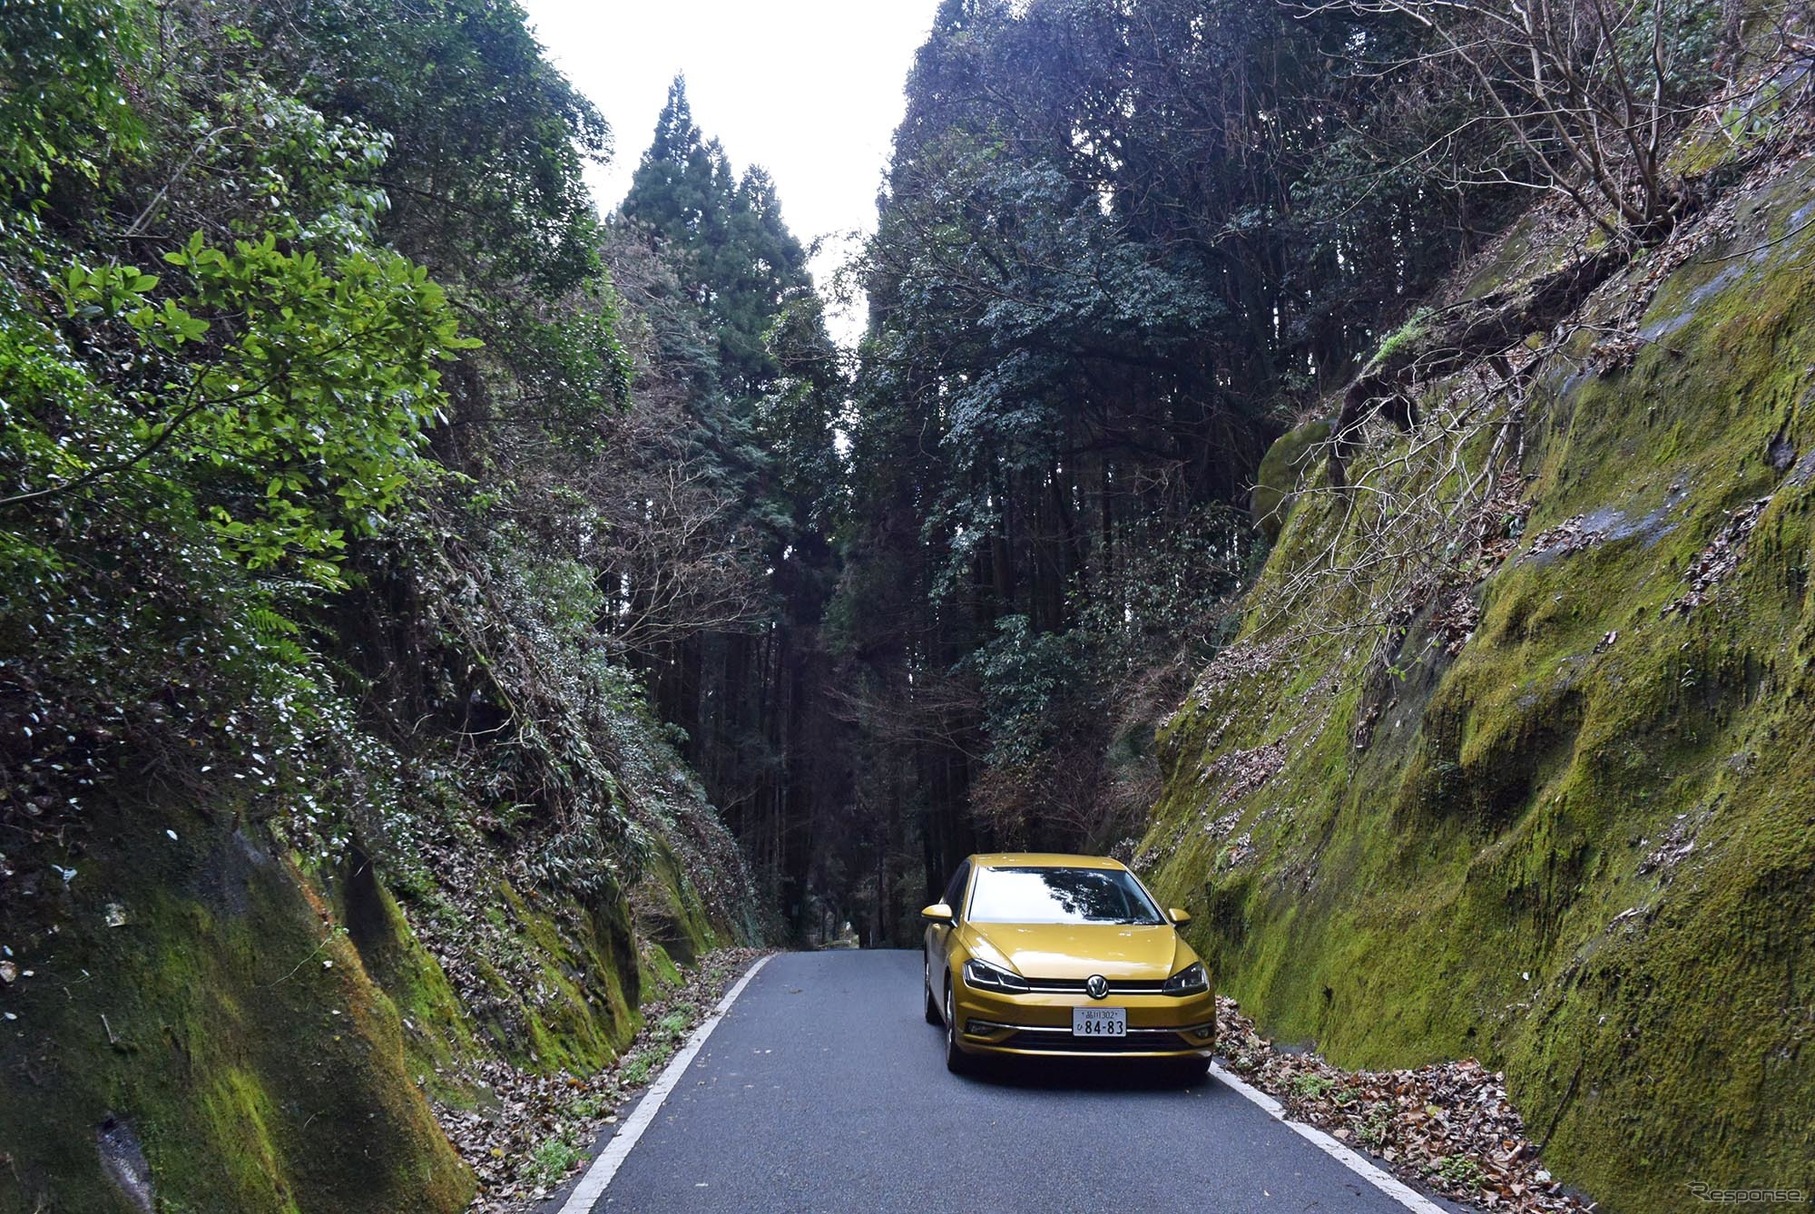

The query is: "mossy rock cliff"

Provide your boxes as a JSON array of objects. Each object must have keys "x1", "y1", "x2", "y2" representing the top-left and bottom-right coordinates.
[
  {"x1": 1144, "y1": 162, "x2": 1815, "y2": 1212},
  {"x1": 0, "y1": 765, "x2": 751, "y2": 1211},
  {"x1": 0, "y1": 793, "x2": 473, "y2": 1213},
  {"x1": 1251, "y1": 416, "x2": 1332, "y2": 543}
]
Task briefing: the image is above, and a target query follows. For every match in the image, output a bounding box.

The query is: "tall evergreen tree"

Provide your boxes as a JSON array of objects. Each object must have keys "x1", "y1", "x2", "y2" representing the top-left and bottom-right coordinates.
[
  {"x1": 623, "y1": 78, "x2": 815, "y2": 399},
  {"x1": 611, "y1": 79, "x2": 847, "y2": 935}
]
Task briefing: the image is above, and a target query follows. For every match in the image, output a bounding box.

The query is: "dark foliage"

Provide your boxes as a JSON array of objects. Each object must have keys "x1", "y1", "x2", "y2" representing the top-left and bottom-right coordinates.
[
  {"x1": 824, "y1": 0, "x2": 1536, "y2": 940},
  {"x1": 611, "y1": 79, "x2": 850, "y2": 936}
]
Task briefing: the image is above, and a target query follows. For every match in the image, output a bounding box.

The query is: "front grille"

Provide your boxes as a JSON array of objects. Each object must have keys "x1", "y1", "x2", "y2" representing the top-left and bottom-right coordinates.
[
  {"x1": 1023, "y1": 977, "x2": 1170, "y2": 995},
  {"x1": 1000, "y1": 1028, "x2": 1193, "y2": 1054}
]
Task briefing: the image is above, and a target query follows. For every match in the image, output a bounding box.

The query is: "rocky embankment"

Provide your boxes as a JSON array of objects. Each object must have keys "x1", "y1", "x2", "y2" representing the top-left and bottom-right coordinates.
[{"x1": 1144, "y1": 59, "x2": 1815, "y2": 1214}]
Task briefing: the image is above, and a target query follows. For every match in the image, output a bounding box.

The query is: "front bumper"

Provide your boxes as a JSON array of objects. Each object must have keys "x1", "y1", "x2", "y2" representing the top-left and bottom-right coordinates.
[{"x1": 952, "y1": 986, "x2": 1217, "y2": 1059}]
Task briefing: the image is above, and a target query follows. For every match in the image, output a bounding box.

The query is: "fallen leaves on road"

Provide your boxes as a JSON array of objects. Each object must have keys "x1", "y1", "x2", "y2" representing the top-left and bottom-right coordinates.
[{"x1": 1216, "y1": 997, "x2": 1595, "y2": 1212}]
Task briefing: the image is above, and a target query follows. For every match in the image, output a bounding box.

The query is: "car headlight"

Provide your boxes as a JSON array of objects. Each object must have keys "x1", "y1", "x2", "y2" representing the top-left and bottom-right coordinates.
[
  {"x1": 1163, "y1": 962, "x2": 1209, "y2": 995},
  {"x1": 963, "y1": 958, "x2": 1030, "y2": 993}
]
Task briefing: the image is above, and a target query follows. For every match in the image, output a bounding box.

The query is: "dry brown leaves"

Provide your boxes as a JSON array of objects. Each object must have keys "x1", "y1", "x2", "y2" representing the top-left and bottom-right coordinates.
[
  {"x1": 444, "y1": 946, "x2": 767, "y2": 1212},
  {"x1": 1190, "y1": 637, "x2": 1288, "y2": 709},
  {"x1": 1198, "y1": 739, "x2": 1288, "y2": 805},
  {"x1": 1636, "y1": 808, "x2": 1708, "y2": 878},
  {"x1": 1522, "y1": 515, "x2": 1601, "y2": 561},
  {"x1": 1470, "y1": 475, "x2": 1532, "y2": 577},
  {"x1": 1216, "y1": 998, "x2": 1596, "y2": 1212},
  {"x1": 1430, "y1": 589, "x2": 1482, "y2": 657},
  {"x1": 1664, "y1": 496, "x2": 1772, "y2": 616}
]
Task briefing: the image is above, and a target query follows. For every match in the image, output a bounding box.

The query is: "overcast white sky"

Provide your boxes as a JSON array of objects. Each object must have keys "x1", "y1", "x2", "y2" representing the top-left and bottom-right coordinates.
[{"x1": 517, "y1": 0, "x2": 945, "y2": 342}]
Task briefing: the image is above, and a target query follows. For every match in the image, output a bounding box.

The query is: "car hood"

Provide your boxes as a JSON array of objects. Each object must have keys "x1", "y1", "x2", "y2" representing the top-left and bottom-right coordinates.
[{"x1": 968, "y1": 922, "x2": 1187, "y2": 980}]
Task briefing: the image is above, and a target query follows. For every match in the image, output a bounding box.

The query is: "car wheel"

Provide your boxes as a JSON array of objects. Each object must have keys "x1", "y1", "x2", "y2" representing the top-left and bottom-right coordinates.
[
  {"x1": 943, "y1": 980, "x2": 976, "y2": 1075},
  {"x1": 923, "y1": 952, "x2": 942, "y2": 1025}
]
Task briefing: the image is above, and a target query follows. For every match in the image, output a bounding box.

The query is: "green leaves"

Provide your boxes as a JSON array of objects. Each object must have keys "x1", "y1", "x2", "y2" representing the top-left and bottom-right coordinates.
[
  {"x1": 59, "y1": 262, "x2": 168, "y2": 324},
  {"x1": 0, "y1": 0, "x2": 649, "y2": 890},
  {"x1": 965, "y1": 615, "x2": 1093, "y2": 769},
  {"x1": 166, "y1": 238, "x2": 467, "y2": 576},
  {"x1": 0, "y1": 0, "x2": 148, "y2": 203},
  {"x1": 16, "y1": 229, "x2": 472, "y2": 586}
]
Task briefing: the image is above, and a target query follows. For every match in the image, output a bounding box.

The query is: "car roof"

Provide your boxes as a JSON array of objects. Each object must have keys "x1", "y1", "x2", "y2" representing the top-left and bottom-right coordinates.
[{"x1": 967, "y1": 852, "x2": 1127, "y2": 871}]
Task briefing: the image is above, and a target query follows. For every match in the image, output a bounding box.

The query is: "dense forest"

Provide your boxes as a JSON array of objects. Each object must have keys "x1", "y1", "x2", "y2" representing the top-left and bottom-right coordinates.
[
  {"x1": 4, "y1": 0, "x2": 1811, "y2": 1207},
  {"x1": 824, "y1": 0, "x2": 1737, "y2": 941},
  {"x1": 0, "y1": 0, "x2": 1755, "y2": 942}
]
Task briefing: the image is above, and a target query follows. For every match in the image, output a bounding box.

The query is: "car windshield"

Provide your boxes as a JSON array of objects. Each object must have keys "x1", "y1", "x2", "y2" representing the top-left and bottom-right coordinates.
[{"x1": 967, "y1": 866, "x2": 1164, "y2": 925}]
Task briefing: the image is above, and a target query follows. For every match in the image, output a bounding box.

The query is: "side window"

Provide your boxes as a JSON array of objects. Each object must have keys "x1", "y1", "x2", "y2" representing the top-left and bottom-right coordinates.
[{"x1": 942, "y1": 861, "x2": 971, "y2": 919}]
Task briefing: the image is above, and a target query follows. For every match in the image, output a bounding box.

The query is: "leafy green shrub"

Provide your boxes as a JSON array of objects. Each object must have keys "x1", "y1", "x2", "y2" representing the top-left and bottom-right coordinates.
[
  {"x1": 1289, "y1": 1072, "x2": 1336, "y2": 1100},
  {"x1": 1429, "y1": 1154, "x2": 1487, "y2": 1191},
  {"x1": 525, "y1": 1131, "x2": 584, "y2": 1188}
]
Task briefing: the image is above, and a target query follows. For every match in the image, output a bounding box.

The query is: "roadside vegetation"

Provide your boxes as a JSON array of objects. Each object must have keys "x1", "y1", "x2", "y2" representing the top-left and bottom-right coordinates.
[
  {"x1": 1219, "y1": 998, "x2": 1593, "y2": 1212},
  {"x1": 1144, "y1": 16, "x2": 1815, "y2": 1212},
  {"x1": 1, "y1": 2, "x2": 784, "y2": 1208},
  {"x1": 3, "y1": 0, "x2": 1812, "y2": 1210}
]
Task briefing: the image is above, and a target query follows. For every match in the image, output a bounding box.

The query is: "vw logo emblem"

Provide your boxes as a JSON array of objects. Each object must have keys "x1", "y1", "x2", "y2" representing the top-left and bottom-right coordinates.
[{"x1": 1085, "y1": 974, "x2": 1109, "y2": 1000}]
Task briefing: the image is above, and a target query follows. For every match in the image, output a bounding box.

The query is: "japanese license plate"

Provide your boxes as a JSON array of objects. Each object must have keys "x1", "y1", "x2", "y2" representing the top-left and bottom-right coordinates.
[{"x1": 1072, "y1": 1007, "x2": 1127, "y2": 1037}]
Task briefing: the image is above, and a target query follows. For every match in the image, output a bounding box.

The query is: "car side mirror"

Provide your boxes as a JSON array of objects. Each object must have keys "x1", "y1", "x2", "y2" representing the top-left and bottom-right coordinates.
[
  {"x1": 1168, "y1": 907, "x2": 1192, "y2": 926},
  {"x1": 921, "y1": 902, "x2": 954, "y2": 924}
]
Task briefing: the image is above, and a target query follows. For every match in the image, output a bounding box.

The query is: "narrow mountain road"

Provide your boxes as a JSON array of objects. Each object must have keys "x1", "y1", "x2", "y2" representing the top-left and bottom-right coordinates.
[{"x1": 562, "y1": 950, "x2": 1457, "y2": 1214}]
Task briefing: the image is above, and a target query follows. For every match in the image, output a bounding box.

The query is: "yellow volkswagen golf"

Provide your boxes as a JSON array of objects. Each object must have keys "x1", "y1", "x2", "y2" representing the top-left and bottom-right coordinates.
[{"x1": 922, "y1": 853, "x2": 1216, "y2": 1076}]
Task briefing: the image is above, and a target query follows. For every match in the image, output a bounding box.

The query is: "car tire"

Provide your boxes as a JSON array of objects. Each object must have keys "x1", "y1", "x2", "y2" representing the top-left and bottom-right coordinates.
[
  {"x1": 943, "y1": 980, "x2": 976, "y2": 1075},
  {"x1": 923, "y1": 952, "x2": 942, "y2": 1025}
]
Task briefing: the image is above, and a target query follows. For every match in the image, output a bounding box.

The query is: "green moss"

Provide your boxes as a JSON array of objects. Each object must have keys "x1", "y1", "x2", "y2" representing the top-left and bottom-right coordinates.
[
  {"x1": 1467, "y1": 240, "x2": 1536, "y2": 303},
  {"x1": 1367, "y1": 308, "x2": 1431, "y2": 372},
  {"x1": 1144, "y1": 161, "x2": 1815, "y2": 1213},
  {"x1": 455, "y1": 880, "x2": 642, "y2": 1077},
  {"x1": 633, "y1": 841, "x2": 721, "y2": 967},
  {"x1": 1251, "y1": 417, "x2": 1333, "y2": 543},
  {"x1": 2, "y1": 563, "x2": 753, "y2": 1210},
  {"x1": 0, "y1": 761, "x2": 749, "y2": 1212},
  {"x1": 0, "y1": 796, "x2": 473, "y2": 1213},
  {"x1": 639, "y1": 941, "x2": 683, "y2": 994},
  {"x1": 333, "y1": 864, "x2": 478, "y2": 1110}
]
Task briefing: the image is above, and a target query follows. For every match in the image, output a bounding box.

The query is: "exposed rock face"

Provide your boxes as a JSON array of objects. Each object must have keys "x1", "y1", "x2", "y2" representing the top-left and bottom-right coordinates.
[
  {"x1": 1145, "y1": 153, "x2": 1815, "y2": 1212},
  {"x1": 95, "y1": 1116, "x2": 153, "y2": 1213},
  {"x1": 0, "y1": 734, "x2": 754, "y2": 1213}
]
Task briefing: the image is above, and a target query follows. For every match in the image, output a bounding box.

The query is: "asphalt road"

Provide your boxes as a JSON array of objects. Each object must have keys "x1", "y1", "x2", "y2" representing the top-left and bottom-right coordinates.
[{"x1": 582, "y1": 950, "x2": 1438, "y2": 1214}]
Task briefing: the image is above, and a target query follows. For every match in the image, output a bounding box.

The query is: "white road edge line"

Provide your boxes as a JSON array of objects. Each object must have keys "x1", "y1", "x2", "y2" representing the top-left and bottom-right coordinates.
[
  {"x1": 557, "y1": 955, "x2": 773, "y2": 1214},
  {"x1": 1210, "y1": 1062, "x2": 1451, "y2": 1214}
]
